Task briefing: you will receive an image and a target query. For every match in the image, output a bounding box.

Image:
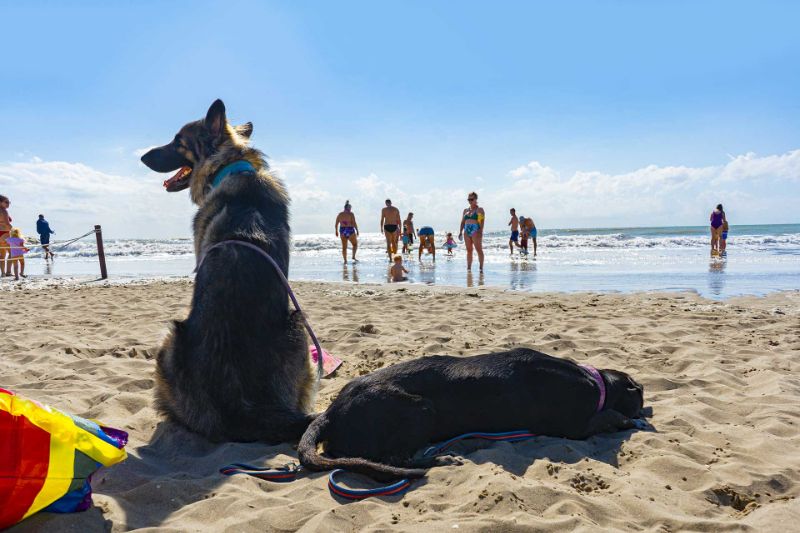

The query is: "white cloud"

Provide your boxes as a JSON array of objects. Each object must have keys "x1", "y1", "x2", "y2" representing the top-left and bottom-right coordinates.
[
  {"x1": 1, "y1": 149, "x2": 797, "y2": 240},
  {"x1": 0, "y1": 158, "x2": 193, "y2": 239},
  {"x1": 492, "y1": 149, "x2": 800, "y2": 228}
]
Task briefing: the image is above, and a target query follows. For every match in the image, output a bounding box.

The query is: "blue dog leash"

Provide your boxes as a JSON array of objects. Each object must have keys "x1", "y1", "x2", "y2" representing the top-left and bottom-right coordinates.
[{"x1": 220, "y1": 430, "x2": 538, "y2": 500}]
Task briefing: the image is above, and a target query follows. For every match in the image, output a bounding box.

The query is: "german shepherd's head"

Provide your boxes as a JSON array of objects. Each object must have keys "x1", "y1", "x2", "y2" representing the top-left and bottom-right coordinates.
[{"x1": 140, "y1": 99, "x2": 261, "y2": 204}]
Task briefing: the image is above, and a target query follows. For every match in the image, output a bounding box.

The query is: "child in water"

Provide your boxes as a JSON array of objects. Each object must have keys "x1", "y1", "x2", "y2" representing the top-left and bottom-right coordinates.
[
  {"x1": 389, "y1": 254, "x2": 408, "y2": 282},
  {"x1": 6, "y1": 228, "x2": 29, "y2": 280},
  {"x1": 443, "y1": 232, "x2": 457, "y2": 256},
  {"x1": 720, "y1": 220, "x2": 729, "y2": 255}
]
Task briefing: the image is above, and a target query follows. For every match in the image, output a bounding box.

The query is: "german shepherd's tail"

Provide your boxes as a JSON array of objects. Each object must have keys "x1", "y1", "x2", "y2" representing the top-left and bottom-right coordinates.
[{"x1": 298, "y1": 413, "x2": 428, "y2": 482}]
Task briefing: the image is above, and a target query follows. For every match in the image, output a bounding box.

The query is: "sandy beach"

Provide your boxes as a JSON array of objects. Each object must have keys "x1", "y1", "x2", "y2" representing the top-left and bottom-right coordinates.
[{"x1": 3, "y1": 280, "x2": 799, "y2": 531}]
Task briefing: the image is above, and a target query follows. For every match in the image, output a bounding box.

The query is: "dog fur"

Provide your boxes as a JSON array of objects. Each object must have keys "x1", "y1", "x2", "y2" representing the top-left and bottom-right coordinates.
[
  {"x1": 141, "y1": 100, "x2": 315, "y2": 442},
  {"x1": 298, "y1": 348, "x2": 645, "y2": 481}
]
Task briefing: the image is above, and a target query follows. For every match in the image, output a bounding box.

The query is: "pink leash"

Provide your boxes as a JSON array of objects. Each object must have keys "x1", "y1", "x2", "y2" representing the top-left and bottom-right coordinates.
[
  {"x1": 197, "y1": 239, "x2": 325, "y2": 380},
  {"x1": 580, "y1": 365, "x2": 606, "y2": 412}
]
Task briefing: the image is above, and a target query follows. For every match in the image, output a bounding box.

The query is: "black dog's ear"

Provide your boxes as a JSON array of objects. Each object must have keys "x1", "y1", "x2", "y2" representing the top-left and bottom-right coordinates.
[
  {"x1": 235, "y1": 122, "x2": 253, "y2": 139},
  {"x1": 205, "y1": 99, "x2": 227, "y2": 137}
]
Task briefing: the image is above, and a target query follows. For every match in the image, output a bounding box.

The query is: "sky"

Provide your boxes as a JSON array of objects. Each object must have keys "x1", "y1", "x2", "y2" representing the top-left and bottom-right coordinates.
[{"x1": 0, "y1": 0, "x2": 798, "y2": 239}]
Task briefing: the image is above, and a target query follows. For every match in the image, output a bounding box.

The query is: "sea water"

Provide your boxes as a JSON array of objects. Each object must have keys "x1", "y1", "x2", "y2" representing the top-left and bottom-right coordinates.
[{"x1": 6, "y1": 224, "x2": 799, "y2": 299}]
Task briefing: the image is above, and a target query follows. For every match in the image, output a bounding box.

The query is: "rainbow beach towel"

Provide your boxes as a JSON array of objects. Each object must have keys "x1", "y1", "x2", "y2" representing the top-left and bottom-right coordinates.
[{"x1": 0, "y1": 388, "x2": 128, "y2": 529}]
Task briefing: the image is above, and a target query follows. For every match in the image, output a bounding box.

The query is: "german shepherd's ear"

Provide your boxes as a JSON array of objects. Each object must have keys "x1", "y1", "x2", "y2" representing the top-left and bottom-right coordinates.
[
  {"x1": 235, "y1": 122, "x2": 253, "y2": 139},
  {"x1": 205, "y1": 99, "x2": 227, "y2": 137}
]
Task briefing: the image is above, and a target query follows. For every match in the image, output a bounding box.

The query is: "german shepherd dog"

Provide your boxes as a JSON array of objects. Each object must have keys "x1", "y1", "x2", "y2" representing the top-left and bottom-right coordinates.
[
  {"x1": 140, "y1": 100, "x2": 315, "y2": 442},
  {"x1": 299, "y1": 348, "x2": 645, "y2": 481}
]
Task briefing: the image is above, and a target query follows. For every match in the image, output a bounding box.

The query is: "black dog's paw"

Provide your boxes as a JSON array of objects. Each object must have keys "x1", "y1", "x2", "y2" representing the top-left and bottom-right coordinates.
[{"x1": 632, "y1": 418, "x2": 653, "y2": 431}]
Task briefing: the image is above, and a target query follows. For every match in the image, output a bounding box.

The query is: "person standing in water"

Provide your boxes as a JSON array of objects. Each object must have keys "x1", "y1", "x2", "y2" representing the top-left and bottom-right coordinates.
[
  {"x1": 720, "y1": 217, "x2": 730, "y2": 255},
  {"x1": 36, "y1": 214, "x2": 55, "y2": 261},
  {"x1": 402, "y1": 212, "x2": 415, "y2": 254},
  {"x1": 458, "y1": 192, "x2": 485, "y2": 271},
  {"x1": 335, "y1": 200, "x2": 359, "y2": 263},
  {"x1": 520, "y1": 215, "x2": 538, "y2": 257},
  {"x1": 380, "y1": 199, "x2": 402, "y2": 260},
  {"x1": 0, "y1": 195, "x2": 12, "y2": 276},
  {"x1": 508, "y1": 208, "x2": 520, "y2": 254},
  {"x1": 709, "y1": 204, "x2": 726, "y2": 256}
]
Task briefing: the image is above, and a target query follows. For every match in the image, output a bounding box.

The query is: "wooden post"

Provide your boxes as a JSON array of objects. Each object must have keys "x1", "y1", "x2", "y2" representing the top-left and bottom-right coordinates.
[{"x1": 95, "y1": 225, "x2": 108, "y2": 279}]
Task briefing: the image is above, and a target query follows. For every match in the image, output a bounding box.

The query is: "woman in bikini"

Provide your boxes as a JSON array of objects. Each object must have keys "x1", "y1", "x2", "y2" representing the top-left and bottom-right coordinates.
[
  {"x1": 709, "y1": 204, "x2": 726, "y2": 256},
  {"x1": 335, "y1": 200, "x2": 360, "y2": 263},
  {"x1": 458, "y1": 191, "x2": 485, "y2": 271}
]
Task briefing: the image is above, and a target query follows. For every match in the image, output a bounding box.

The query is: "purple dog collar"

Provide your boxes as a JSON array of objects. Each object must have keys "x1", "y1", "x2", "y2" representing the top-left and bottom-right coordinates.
[{"x1": 581, "y1": 365, "x2": 606, "y2": 412}]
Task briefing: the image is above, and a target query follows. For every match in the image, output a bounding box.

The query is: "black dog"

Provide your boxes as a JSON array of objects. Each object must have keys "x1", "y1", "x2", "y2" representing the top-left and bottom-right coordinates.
[
  {"x1": 140, "y1": 100, "x2": 316, "y2": 442},
  {"x1": 299, "y1": 348, "x2": 644, "y2": 480}
]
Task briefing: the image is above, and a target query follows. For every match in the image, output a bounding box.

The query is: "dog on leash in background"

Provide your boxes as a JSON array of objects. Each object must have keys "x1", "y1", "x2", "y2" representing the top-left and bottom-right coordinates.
[{"x1": 140, "y1": 99, "x2": 316, "y2": 442}]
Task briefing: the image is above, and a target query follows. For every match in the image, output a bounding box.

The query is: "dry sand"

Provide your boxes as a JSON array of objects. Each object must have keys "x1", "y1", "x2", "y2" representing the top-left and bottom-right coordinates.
[{"x1": 2, "y1": 280, "x2": 800, "y2": 532}]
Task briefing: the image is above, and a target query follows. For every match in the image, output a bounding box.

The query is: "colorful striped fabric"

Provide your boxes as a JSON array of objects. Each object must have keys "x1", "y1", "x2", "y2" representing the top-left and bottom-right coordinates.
[{"x1": 0, "y1": 388, "x2": 128, "y2": 529}]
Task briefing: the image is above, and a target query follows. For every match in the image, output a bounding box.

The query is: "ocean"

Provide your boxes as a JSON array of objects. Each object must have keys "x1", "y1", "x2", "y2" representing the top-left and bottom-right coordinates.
[{"x1": 7, "y1": 224, "x2": 799, "y2": 299}]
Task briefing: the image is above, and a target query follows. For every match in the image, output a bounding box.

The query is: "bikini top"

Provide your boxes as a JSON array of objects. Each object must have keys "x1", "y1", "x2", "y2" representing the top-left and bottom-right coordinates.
[{"x1": 464, "y1": 209, "x2": 479, "y2": 221}]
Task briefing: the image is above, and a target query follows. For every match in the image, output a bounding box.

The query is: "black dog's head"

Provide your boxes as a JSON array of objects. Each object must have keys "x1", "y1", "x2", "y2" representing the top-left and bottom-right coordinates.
[
  {"x1": 602, "y1": 369, "x2": 645, "y2": 418},
  {"x1": 140, "y1": 99, "x2": 253, "y2": 195}
]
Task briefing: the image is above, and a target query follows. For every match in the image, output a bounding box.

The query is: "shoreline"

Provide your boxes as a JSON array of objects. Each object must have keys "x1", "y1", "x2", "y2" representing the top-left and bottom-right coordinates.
[
  {"x1": 2, "y1": 271, "x2": 800, "y2": 302},
  {"x1": 3, "y1": 281, "x2": 799, "y2": 531}
]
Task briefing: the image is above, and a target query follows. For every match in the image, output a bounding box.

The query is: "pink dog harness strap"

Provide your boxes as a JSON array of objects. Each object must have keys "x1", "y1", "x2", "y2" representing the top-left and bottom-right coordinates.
[
  {"x1": 197, "y1": 239, "x2": 325, "y2": 380},
  {"x1": 580, "y1": 365, "x2": 606, "y2": 412}
]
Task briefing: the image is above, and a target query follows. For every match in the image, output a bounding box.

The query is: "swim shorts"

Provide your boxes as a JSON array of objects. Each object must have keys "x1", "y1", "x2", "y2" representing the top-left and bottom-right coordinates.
[
  {"x1": 39, "y1": 234, "x2": 50, "y2": 245},
  {"x1": 510, "y1": 230, "x2": 519, "y2": 242},
  {"x1": 530, "y1": 228, "x2": 537, "y2": 238},
  {"x1": 402, "y1": 235, "x2": 410, "y2": 245},
  {"x1": 721, "y1": 231, "x2": 728, "y2": 240},
  {"x1": 340, "y1": 226, "x2": 355, "y2": 238},
  {"x1": 418, "y1": 226, "x2": 434, "y2": 236}
]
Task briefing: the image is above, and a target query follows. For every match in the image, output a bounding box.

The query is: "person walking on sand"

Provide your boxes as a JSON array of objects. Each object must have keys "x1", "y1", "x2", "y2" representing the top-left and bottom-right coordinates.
[
  {"x1": 36, "y1": 214, "x2": 55, "y2": 261},
  {"x1": 508, "y1": 208, "x2": 520, "y2": 254},
  {"x1": 0, "y1": 195, "x2": 12, "y2": 276},
  {"x1": 709, "y1": 204, "x2": 726, "y2": 256},
  {"x1": 335, "y1": 200, "x2": 359, "y2": 263},
  {"x1": 380, "y1": 199, "x2": 402, "y2": 260},
  {"x1": 459, "y1": 192, "x2": 485, "y2": 271}
]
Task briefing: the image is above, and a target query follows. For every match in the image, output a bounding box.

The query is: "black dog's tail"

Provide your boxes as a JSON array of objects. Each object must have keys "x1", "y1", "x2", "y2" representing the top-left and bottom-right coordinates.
[{"x1": 298, "y1": 413, "x2": 428, "y2": 482}]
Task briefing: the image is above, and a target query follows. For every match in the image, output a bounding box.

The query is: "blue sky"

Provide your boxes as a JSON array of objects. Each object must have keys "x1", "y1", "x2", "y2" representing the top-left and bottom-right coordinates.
[{"x1": 0, "y1": 1, "x2": 798, "y2": 238}]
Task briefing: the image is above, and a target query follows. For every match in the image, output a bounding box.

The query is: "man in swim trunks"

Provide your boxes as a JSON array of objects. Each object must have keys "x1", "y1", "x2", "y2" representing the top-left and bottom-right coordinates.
[
  {"x1": 0, "y1": 195, "x2": 12, "y2": 276},
  {"x1": 335, "y1": 200, "x2": 360, "y2": 263},
  {"x1": 417, "y1": 226, "x2": 435, "y2": 261},
  {"x1": 380, "y1": 199, "x2": 402, "y2": 260},
  {"x1": 402, "y1": 212, "x2": 415, "y2": 254},
  {"x1": 508, "y1": 208, "x2": 520, "y2": 254}
]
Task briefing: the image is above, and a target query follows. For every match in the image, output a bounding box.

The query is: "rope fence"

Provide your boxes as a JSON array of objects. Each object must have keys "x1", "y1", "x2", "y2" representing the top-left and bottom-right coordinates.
[{"x1": 0, "y1": 225, "x2": 108, "y2": 279}]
